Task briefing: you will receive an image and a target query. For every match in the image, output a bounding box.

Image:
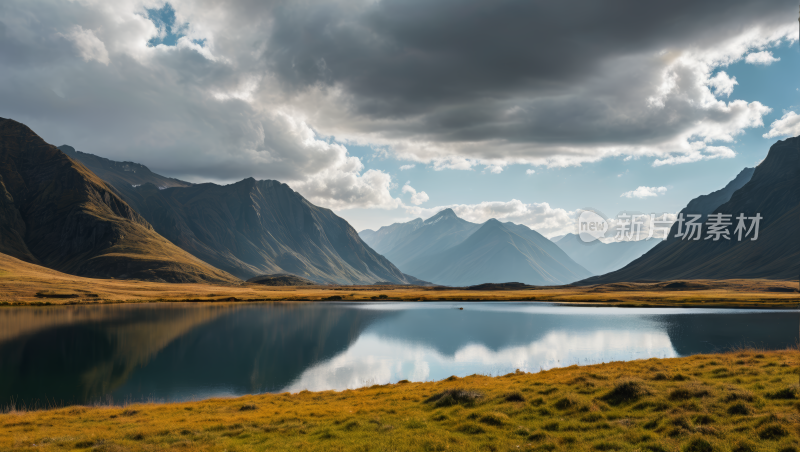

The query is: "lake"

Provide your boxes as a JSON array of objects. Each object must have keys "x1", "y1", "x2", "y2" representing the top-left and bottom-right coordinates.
[{"x1": 1, "y1": 302, "x2": 797, "y2": 408}]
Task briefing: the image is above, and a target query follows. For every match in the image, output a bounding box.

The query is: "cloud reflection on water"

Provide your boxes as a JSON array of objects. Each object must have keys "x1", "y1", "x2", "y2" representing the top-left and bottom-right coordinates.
[{"x1": 284, "y1": 329, "x2": 676, "y2": 392}]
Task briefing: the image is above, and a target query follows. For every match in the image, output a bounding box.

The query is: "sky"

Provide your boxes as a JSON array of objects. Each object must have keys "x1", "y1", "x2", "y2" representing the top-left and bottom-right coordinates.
[{"x1": 0, "y1": 0, "x2": 798, "y2": 236}]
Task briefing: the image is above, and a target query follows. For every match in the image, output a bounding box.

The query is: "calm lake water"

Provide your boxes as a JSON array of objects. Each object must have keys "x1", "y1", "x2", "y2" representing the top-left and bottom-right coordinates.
[{"x1": 1, "y1": 302, "x2": 797, "y2": 407}]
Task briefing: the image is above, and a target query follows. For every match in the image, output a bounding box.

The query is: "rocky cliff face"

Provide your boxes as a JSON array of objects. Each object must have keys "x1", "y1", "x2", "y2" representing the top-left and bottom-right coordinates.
[{"x1": 0, "y1": 118, "x2": 239, "y2": 284}]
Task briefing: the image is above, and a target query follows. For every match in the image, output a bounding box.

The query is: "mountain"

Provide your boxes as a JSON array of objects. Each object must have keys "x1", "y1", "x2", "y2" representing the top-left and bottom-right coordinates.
[
  {"x1": 555, "y1": 233, "x2": 661, "y2": 275},
  {"x1": 404, "y1": 219, "x2": 592, "y2": 286},
  {"x1": 582, "y1": 137, "x2": 799, "y2": 283},
  {"x1": 682, "y1": 167, "x2": 755, "y2": 218},
  {"x1": 58, "y1": 145, "x2": 192, "y2": 191},
  {"x1": 60, "y1": 146, "x2": 419, "y2": 285},
  {"x1": 0, "y1": 118, "x2": 238, "y2": 284},
  {"x1": 360, "y1": 209, "x2": 482, "y2": 271},
  {"x1": 359, "y1": 218, "x2": 424, "y2": 257},
  {"x1": 361, "y1": 210, "x2": 591, "y2": 286}
]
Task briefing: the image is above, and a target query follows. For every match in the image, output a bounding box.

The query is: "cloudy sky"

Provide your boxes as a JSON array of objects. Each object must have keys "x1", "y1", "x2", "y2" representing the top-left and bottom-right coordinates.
[{"x1": 1, "y1": 0, "x2": 798, "y2": 235}]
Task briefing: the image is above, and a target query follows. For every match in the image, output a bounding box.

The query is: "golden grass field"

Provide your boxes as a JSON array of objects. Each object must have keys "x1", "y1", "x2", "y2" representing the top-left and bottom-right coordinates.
[
  {"x1": 0, "y1": 253, "x2": 797, "y2": 308},
  {"x1": 1, "y1": 349, "x2": 799, "y2": 451}
]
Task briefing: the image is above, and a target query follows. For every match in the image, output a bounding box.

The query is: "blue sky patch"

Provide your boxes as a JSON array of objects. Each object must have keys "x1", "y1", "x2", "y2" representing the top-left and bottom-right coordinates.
[{"x1": 147, "y1": 3, "x2": 185, "y2": 47}]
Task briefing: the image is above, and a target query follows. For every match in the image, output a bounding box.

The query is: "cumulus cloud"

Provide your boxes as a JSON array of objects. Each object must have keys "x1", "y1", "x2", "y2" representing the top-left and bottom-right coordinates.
[
  {"x1": 399, "y1": 164, "x2": 415, "y2": 170},
  {"x1": 763, "y1": 111, "x2": 800, "y2": 139},
  {"x1": 745, "y1": 51, "x2": 780, "y2": 65},
  {"x1": 525, "y1": 169, "x2": 536, "y2": 175},
  {"x1": 401, "y1": 184, "x2": 429, "y2": 205},
  {"x1": 621, "y1": 186, "x2": 668, "y2": 199},
  {"x1": 61, "y1": 26, "x2": 110, "y2": 65},
  {"x1": 707, "y1": 71, "x2": 737, "y2": 97}
]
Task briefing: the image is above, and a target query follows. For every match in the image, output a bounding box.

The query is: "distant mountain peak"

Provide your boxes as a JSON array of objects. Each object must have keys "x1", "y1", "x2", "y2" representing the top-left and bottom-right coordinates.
[{"x1": 424, "y1": 208, "x2": 458, "y2": 225}]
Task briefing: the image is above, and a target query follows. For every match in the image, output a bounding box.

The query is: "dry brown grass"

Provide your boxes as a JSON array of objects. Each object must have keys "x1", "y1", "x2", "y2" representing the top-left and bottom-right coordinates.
[
  {"x1": 0, "y1": 252, "x2": 798, "y2": 308},
  {"x1": 2, "y1": 349, "x2": 799, "y2": 451}
]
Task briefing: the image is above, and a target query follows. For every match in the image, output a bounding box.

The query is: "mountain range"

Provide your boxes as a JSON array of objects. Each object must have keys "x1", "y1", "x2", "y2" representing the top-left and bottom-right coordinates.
[
  {"x1": 58, "y1": 147, "x2": 420, "y2": 285},
  {"x1": 582, "y1": 137, "x2": 799, "y2": 283},
  {"x1": 360, "y1": 210, "x2": 592, "y2": 286}
]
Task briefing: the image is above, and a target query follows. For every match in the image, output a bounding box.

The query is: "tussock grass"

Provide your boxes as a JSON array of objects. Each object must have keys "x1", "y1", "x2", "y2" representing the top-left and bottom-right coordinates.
[{"x1": 3, "y1": 349, "x2": 800, "y2": 451}]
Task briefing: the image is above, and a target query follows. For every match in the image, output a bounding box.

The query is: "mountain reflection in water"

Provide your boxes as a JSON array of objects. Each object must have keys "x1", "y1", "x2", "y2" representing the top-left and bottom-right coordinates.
[{"x1": 0, "y1": 302, "x2": 796, "y2": 407}]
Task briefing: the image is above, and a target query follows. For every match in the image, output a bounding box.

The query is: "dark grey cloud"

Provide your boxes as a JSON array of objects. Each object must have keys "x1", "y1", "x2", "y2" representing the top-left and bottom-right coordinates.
[{"x1": 265, "y1": 0, "x2": 795, "y2": 160}]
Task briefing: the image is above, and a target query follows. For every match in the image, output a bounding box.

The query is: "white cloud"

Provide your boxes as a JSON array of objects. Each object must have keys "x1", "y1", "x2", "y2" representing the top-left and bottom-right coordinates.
[
  {"x1": 762, "y1": 111, "x2": 800, "y2": 139},
  {"x1": 485, "y1": 165, "x2": 504, "y2": 174},
  {"x1": 61, "y1": 25, "x2": 109, "y2": 65},
  {"x1": 652, "y1": 145, "x2": 736, "y2": 166},
  {"x1": 525, "y1": 169, "x2": 536, "y2": 175},
  {"x1": 707, "y1": 71, "x2": 737, "y2": 97},
  {"x1": 621, "y1": 186, "x2": 668, "y2": 199},
  {"x1": 745, "y1": 50, "x2": 780, "y2": 65},
  {"x1": 401, "y1": 184, "x2": 429, "y2": 205},
  {"x1": 399, "y1": 164, "x2": 416, "y2": 170}
]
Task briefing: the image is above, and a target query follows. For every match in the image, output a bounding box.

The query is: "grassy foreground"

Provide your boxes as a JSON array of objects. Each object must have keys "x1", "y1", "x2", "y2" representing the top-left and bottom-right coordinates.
[
  {"x1": 2, "y1": 350, "x2": 800, "y2": 452},
  {"x1": 0, "y1": 253, "x2": 798, "y2": 308}
]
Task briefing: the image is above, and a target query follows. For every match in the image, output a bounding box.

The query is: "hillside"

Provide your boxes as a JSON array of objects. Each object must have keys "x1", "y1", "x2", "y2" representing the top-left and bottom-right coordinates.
[
  {"x1": 405, "y1": 219, "x2": 592, "y2": 286},
  {"x1": 582, "y1": 136, "x2": 799, "y2": 283},
  {"x1": 247, "y1": 274, "x2": 316, "y2": 286},
  {"x1": 555, "y1": 234, "x2": 660, "y2": 275},
  {"x1": 0, "y1": 118, "x2": 238, "y2": 284},
  {"x1": 61, "y1": 146, "x2": 421, "y2": 285}
]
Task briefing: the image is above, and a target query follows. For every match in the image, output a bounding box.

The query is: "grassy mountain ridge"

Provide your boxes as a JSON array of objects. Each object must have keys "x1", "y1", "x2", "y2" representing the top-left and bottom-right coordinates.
[{"x1": 0, "y1": 118, "x2": 239, "y2": 284}]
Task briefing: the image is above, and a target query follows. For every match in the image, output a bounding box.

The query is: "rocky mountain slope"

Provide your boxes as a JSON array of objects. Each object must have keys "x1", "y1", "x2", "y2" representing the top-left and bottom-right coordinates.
[
  {"x1": 361, "y1": 211, "x2": 591, "y2": 286},
  {"x1": 0, "y1": 118, "x2": 238, "y2": 283},
  {"x1": 581, "y1": 137, "x2": 799, "y2": 283},
  {"x1": 62, "y1": 146, "x2": 420, "y2": 285}
]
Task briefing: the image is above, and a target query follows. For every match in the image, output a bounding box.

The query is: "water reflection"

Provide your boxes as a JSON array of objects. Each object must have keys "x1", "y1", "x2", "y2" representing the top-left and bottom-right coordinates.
[{"x1": 0, "y1": 302, "x2": 796, "y2": 407}]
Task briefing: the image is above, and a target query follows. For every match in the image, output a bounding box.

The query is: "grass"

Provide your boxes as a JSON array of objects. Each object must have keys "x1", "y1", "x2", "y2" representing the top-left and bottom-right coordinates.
[
  {"x1": 2, "y1": 349, "x2": 800, "y2": 451},
  {"x1": 0, "y1": 253, "x2": 798, "y2": 308}
]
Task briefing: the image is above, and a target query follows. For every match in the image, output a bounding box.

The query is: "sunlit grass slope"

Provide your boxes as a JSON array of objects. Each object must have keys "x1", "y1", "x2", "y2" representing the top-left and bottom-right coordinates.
[{"x1": 2, "y1": 350, "x2": 799, "y2": 451}]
